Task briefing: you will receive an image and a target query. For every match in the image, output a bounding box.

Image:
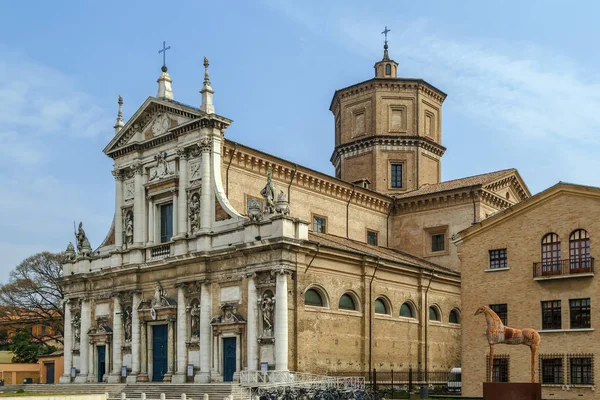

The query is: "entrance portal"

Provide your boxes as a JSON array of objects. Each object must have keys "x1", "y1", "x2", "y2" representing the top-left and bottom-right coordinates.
[
  {"x1": 223, "y1": 337, "x2": 236, "y2": 382},
  {"x1": 152, "y1": 325, "x2": 168, "y2": 382},
  {"x1": 45, "y1": 363, "x2": 54, "y2": 384},
  {"x1": 97, "y1": 345, "x2": 106, "y2": 383}
]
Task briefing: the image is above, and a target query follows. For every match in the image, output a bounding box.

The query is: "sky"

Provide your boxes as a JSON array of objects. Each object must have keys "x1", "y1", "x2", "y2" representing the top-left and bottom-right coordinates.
[{"x1": 2, "y1": 0, "x2": 600, "y2": 278}]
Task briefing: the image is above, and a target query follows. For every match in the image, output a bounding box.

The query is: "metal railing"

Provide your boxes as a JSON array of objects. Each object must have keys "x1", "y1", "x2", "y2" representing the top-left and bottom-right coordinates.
[
  {"x1": 240, "y1": 370, "x2": 364, "y2": 392},
  {"x1": 533, "y1": 257, "x2": 594, "y2": 278}
]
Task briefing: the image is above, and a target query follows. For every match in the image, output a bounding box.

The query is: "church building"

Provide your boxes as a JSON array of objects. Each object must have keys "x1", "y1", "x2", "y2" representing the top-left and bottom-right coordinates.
[{"x1": 60, "y1": 36, "x2": 529, "y2": 384}]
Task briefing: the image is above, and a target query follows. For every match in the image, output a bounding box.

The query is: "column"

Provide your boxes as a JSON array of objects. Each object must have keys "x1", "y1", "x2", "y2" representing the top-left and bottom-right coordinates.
[
  {"x1": 172, "y1": 190, "x2": 179, "y2": 237},
  {"x1": 139, "y1": 322, "x2": 148, "y2": 380},
  {"x1": 105, "y1": 343, "x2": 111, "y2": 382},
  {"x1": 110, "y1": 297, "x2": 122, "y2": 379},
  {"x1": 114, "y1": 171, "x2": 123, "y2": 248},
  {"x1": 87, "y1": 339, "x2": 94, "y2": 381},
  {"x1": 133, "y1": 164, "x2": 144, "y2": 245},
  {"x1": 167, "y1": 320, "x2": 175, "y2": 377},
  {"x1": 128, "y1": 293, "x2": 140, "y2": 383},
  {"x1": 198, "y1": 282, "x2": 212, "y2": 382},
  {"x1": 60, "y1": 301, "x2": 72, "y2": 383},
  {"x1": 275, "y1": 271, "x2": 289, "y2": 371},
  {"x1": 177, "y1": 151, "x2": 188, "y2": 236},
  {"x1": 200, "y1": 139, "x2": 212, "y2": 231},
  {"x1": 76, "y1": 300, "x2": 91, "y2": 382},
  {"x1": 174, "y1": 286, "x2": 187, "y2": 383},
  {"x1": 247, "y1": 275, "x2": 258, "y2": 371},
  {"x1": 147, "y1": 198, "x2": 155, "y2": 244}
]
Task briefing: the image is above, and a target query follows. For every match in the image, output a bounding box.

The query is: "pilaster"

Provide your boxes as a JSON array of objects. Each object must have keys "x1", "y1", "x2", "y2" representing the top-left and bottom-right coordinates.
[
  {"x1": 247, "y1": 274, "x2": 258, "y2": 371},
  {"x1": 133, "y1": 163, "x2": 145, "y2": 245},
  {"x1": 113, "y1": 170, "x2": 124, "y2": 248},
  {"x1": 128, "y1": 292, "x2": 141, "y2": 383},
  {"x1": 275, "y1": 270, "x2": 289, "y2": 371},
  {"x1": 199, "y1": 138, "x2": 212, "y2": 232},
  {"x1": 197, "y1": 281, "x2": 212, "y2": 383},
  {"x1": 173, "y1": 286, "x2": 188, "y2": 383},
  {"x1": 75, "y1": 299, "x2": 90, "y2": 383},
  {"x1": 109, "y1": 296, "x2": 122, "y2": 382}
]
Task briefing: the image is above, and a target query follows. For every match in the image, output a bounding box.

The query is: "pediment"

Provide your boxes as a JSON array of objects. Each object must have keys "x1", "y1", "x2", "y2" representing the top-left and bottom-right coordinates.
[
  {"x1": 104, "y1": 97, "x2": 204, "y2": 158},
  {"x1": 483, "y1": 170, "x2": 530, "y2": 204}
]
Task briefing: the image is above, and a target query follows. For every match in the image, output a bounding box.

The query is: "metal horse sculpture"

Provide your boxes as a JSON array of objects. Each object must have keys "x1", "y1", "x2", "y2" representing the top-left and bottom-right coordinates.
[{"x1": 475, "y1": 306, "x2": 541, "y2": 383}]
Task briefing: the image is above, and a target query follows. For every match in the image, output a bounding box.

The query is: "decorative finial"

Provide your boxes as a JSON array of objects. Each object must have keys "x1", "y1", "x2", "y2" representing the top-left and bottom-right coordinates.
[
  {"x1": 381, "y1": 26, "x2": 391, "y2": 60},
  {"x1": 114, "y1": 95, "x2": 125, "y2": 134},
  {"x1": 158, "y1": 41, "x2": 171, "y2": 69},
  {"x1": 157, "y1": 41, "x2": 174, "y2": 100},
  {"x1": 200, "y1": 56, "x2": 215, "y2": 114}
]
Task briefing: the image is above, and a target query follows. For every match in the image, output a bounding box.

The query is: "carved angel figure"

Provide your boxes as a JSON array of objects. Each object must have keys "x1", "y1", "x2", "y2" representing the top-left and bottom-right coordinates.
[
  {"x1": 150, "y1": 151, "x2": 171, "y2": 180},
  {"x1": 188, "y1": 193, "x2": 201, "y2": 233},
  {"x1": 260, "y1": 292, "x2": 275, "y2": 336},
  {"x1": 124, "y1": 211, "x2": 134, "y2": 245},
  {"x1": 260, "y1": 167, "x2": 276, "y2": 214}
]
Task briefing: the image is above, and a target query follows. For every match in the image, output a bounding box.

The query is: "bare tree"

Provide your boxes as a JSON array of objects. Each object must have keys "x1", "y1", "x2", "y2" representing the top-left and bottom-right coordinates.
[{"x1": 0, "y1": 252, "x2": 64, "y2": 346}]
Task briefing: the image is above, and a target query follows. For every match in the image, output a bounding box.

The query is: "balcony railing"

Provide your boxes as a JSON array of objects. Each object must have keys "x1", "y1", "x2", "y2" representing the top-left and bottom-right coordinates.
[
  {"x1": 150, "y1": 243, "x2": 171, "y2": 260},
  {"x1": 533, "y1": 257, "x2": 594, "y2": 278}
]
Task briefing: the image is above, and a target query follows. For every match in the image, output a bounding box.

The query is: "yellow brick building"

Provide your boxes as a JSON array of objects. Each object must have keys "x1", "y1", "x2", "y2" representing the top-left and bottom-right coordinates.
[{"x1": 456, "y1": 182, "x2": 600, "y2": 398}]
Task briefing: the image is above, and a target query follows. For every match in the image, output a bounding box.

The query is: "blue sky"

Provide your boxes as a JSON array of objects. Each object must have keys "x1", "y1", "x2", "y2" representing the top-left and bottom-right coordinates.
[{"x1": 2, "y1": 0, "x2": 600, "y2": 277}]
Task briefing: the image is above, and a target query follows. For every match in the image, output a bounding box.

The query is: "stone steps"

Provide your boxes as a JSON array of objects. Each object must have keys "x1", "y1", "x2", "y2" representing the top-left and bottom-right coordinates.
[{"x1": 2, "y1": 383, "x2": 125, "y2": 395}]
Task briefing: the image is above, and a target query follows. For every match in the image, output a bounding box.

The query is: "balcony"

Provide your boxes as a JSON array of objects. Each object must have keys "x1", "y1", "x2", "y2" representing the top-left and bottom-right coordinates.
[
  {"x1": 148, "y1": 243, "x2": 172, "y2": 260},
  {"x1": 533, "y1": 257, "x2": 594, "y2": 280}
]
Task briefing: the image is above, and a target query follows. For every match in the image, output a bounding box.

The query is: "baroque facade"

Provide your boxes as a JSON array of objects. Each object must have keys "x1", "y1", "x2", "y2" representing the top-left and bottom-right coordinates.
[
  {"x1": 456, "y1": 183, "x2": 600, "y2": 398},
  {"x1": 60, "y1": 43, "x2": 529, "y2": 384}
]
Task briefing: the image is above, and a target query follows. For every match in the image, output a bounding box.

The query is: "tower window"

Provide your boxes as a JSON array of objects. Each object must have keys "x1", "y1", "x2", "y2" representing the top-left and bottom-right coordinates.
[
  {"x1": 385, "y1": 63, "x2": 391, "y2": 75},
  {"x1": 391, "y1": 163, "x2": 403, "y2": 188}
]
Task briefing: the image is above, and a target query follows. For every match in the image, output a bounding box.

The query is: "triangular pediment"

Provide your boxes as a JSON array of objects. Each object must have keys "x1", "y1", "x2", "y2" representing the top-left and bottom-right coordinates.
[
  {"x1": 483, "y1": 169, "x2": 530, "y2": 204},
  {"x1": 104, "y1": 97, "x2": 204, "y2": 157}
]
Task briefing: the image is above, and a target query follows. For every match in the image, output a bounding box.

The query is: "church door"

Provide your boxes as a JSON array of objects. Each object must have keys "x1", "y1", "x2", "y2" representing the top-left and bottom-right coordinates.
[
  {"x1": 152, "y1": 325, "x2": 168, "y2": 382},
  {"x1": 223, "y1": 337, "x2": 236, "y2": 382},
  {"x1": 97, "y1": 345, "x2": 106, "y2": 383}
]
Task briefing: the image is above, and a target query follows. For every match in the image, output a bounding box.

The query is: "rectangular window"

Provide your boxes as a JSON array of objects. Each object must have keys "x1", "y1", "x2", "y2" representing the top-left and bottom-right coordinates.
[
  {"x1": 487, "y1": 354, "x2": 509, "y2": 382},
  {"x1": 431, "y1": 233, "x2": 445, "y2": 252},
  {"x1": 367, "y1": 230, "x2": 378, "y2": 246},
  {"x1": 541, "y1": 357, "x2": 563, "y2": 385},
  {"x1": 160, "y1": 203, "x2": 173, "y2": 243},
  {"x1": 490, "y1": 304, "x2": 508, "y2": 325},
  {"x1": 391, "y1": 163, "x2": 403, "y2": 188},
  {"x1": 489, "y1": 249, "x2": 507, "y2": 269},
  {"x1": 569, "y1": 356, "x2": 593, "y2": 385},
  {"x1": 313, "y1": 216, "x2": 327, "y2": 233},
  {"x1": 541, "y1": 300, "x2": 561, "y2": 330},
  {"x1": 570, "y1": 298, "x2": 591, "y2": 329}
]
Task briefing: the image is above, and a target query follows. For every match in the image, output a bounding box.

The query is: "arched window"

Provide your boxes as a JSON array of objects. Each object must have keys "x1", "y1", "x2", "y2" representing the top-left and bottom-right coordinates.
[
  {"x1": 374, "y1": 298, "x2": 389, "y2": 314},
  {"x1": 429, "y1": 306, "x2": 440, "y2": 321},
  {"x1": 570, "y1": 229, "x2": 591, "y2": 273},
  {"x1": 449, "y1": 308, "x2": 461, "y2": 324},
  {"x1": 385, "y1": 63, "x2": 391, "y2": 75},
  {"x1": 339, "y1": 294, "x2": 357, "y2": 311},
  {"x1": 541, "y1": 233, "x2": 561, "y2": 275},
  {"x1": 305, "y1": 289, "x2": 324, "y2": 307},
  {"x1": 400, "y1": 302, "x2": 415, "y2": 318}
]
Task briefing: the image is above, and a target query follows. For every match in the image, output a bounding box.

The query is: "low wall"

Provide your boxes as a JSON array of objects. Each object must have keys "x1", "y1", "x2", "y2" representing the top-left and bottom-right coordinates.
[
  {"x1": 0, "y1": 363, "x2": 40, "y2": 384},
  {"x1": 0, "y1": 396, "x2": 106, "y2": 400}
]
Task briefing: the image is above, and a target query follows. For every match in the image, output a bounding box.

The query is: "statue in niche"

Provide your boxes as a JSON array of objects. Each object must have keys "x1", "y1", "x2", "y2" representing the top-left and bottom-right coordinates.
[
  {"x1": 260, "y1": 292, "x2": 275, "y2": 337},
  {"x1": 123, "y1": 306, "x2": 132, "y2": 341},
  {"x1": 124, "y1": 211, "x2": 134, "y2": 245},
  {"x1": 150, "y1": 151, "x2": 171, "y2": 181},
  {"x1": 260, "y1": 167, "x2": 276, "y2": 214},
  {"x1": 188, "y1": 193, "x2": 200, "y2": 233},
  {"x1": 190, "y1": 301, "x2": 200, "y2": 339},
  {"x1": 72, "y1": 313, "x2": 81, "y2": 344},
  {"x1": 275, "y1": 190, "x2": 290, "y2": 215}
]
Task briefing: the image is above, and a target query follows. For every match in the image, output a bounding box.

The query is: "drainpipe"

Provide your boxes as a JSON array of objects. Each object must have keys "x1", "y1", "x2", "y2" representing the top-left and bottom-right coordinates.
[
  {"x1": 386, "y1": 197, "x2": 397, "y2": 247},
  {"x1": 346, "y1": 185, "x2": 356, "y2": 239},
  {"x1": 369, "y1": 257, "x2": 380, "y2": 379},
  {"x1": 225, "y1": 142, "x2": 237, "y2": 197},
  {"x1": 424, "y1": 269, "x2": 435, "y2": 383},
  {"x1": 470, "y1": 185, "x2": 478, "y2": 225},
  {"x1": 303, "y1": 243, "x2": 320, "y2": 274},
  {"x1": 287, "y1": 164, "x2": 297, "y2": 205}
]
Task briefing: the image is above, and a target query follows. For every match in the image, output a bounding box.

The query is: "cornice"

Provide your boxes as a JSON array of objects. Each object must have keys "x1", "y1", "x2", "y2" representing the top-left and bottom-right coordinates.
[
  {"x1": 395, "y1": 188, "x2": 480, "y2": 214},
  {"x1": 483, "y1": 175, "x2": 529, "y2": 202},
  {"x1": 330, "y1": 135, "x2": 446, "y2": 165}
]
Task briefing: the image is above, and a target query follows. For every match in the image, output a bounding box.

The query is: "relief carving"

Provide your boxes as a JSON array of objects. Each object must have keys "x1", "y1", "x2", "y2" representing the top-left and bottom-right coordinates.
[
  {"x1": 149, "y1": 151, "x2": 172, "y2": 181},
  {"x1": 188, "y1": 192, "x2": 200, "y2": 233}
]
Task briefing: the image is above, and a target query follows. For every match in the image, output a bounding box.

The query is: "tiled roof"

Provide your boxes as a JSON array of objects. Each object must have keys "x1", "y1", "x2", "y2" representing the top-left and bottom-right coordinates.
[
  {"x1": 308, "y1": 231, "x2": 459, "y2": 276},
  {"x1": 394, "y1": 169, "x2": 516, "y2": 199}
]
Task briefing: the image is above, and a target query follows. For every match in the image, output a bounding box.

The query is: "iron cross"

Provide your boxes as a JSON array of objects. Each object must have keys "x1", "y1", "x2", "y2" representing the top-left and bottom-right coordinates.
[
  {"x1": 158, "y1": 41, "x2": 171, "y2": 66},
  {"x1": 381, "y1": 26, "x2": 391, "y2": 42}
]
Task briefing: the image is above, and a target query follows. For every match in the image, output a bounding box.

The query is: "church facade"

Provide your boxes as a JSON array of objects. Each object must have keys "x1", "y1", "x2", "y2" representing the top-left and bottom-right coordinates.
[{"x1": 60, "y1": 44, "x2": 529, "y2": 384}]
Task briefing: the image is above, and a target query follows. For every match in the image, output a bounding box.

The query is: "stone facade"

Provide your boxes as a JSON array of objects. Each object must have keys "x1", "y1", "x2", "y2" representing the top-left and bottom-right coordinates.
[
  {"x1": 456, "y1": 183, "x2": 600, "y2": 398},
  {"x1": 59, "y1": 45, "x2": 527, "y2": 384}
]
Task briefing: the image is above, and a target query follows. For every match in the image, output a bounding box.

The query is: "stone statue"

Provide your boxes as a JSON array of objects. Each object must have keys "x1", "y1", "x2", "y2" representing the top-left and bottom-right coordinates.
[
  {"x1": 150, "y1": 151, "x2": 171, "y2": 180},
  {"x1": 475, "y1": 306, "x2": 541, "y2": 383},
  {"x1": 260, "y1": 167, "x2": 276, "y2": 214},
  {"x1": 123, "y1": 306, "x2": 132, "y2": 341},
  {"x1": 151, "y1": 283, "x2": 170, "y2": 308},
  {"x1": 188, "y1": 193, "x2": 201, "y2": 233},
  {"x1": 190, "y1": 302, "x2": 200, "y2": 339},
  {"x1": 74, "y1": 221, "x2": 87, "y2": 253},
  {"x1": 72, "y1": 313, "x2": 81, "y2": 344},
  {"x1": 260, "y1": 292, "x2": 275, "y2": 336},
  {"x1": 275, "y1": 190, "x2": 290, "y2": 215},
  {"x1": 247, "y1": 198, "x2": 263, "y2": 222},
  {"x1": 124, "y1": 211, "x2": 134, "y2": 245}
]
